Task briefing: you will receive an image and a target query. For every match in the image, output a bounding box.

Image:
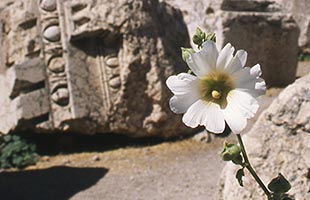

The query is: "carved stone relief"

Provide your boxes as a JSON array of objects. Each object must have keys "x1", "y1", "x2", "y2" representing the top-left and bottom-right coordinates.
[{"x1": 0, "y1": 0, "x2": 192, "y2": 137}]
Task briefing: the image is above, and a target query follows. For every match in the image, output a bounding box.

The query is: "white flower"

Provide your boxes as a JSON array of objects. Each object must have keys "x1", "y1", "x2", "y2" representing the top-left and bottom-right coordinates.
[{"x1": 166, "y1": 41, "x2": 266, "y2": 134}]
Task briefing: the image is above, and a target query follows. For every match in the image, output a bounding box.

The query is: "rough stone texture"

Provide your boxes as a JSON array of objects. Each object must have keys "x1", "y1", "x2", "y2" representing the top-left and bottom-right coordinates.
[
  {"x1": 159, "y1": 0, "x2": 212, "y2": 47},
  {"x1": 274, "y1": 0, "x2": 310, "y2": 53},
  {"x1": 163, "y1": 0, "x2": 300, "y2": 87},
  {"x1": 205, "y1": 0, "x2": 300, "y2": 87},
  {"x1": 0, "y1": 0, "x2": 192, "y2": 137},
  {"x1": 218, "y1": 74, "x2": 310, "y2": 200}
]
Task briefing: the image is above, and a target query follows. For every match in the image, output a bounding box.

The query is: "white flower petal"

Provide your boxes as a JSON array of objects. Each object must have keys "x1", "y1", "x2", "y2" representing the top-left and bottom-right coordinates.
[
  {"x1": 224, "y1": 54, "x2": 243, "y2": 74},
  {"x1": 235, "y1": 50, "x2": 247, "y2": 67},
  {"x1": 186, "y1": 41, "x2": 218, "y2": 77},
  {"x1": 187, "y1": 54, "x2": 209, "y2": 78},
  {"x1": 182, "y1": 100, "x2": 225, "y2": 133},
  {"x1": 222, "y1": 95, "x2": 247, "y2": 134},
  {"x1": 202, "y1": 102, "x2": 226, "y2": 133},
  {"x1": 166, "y1": 73, "x2": 200, "y2": 114},
  {"x1": 232, "y1": 64, "x2": 262, "y2": 85},
  {"x1": 166, "y1": 73, "x2": 199, "y2": 96},
  {"x1": 217, "y1": 43, "x2": 234, "y2": 70},
  {"x1": 201, "y1": 41, "x2": 219, "y2": 69},
  {"x1": 236, "y1": 78, "x2": 266, "y2": 98},
  {"x1": 232, "y1": 64, "x2": 266, "y2": 97},
  {"x1": 169, "y1": 95, "x2": 199, "y2": 114},
  {"x1": 249, "y1": 64, "x2": 262, "y2": 77},
  {"x1": 254, "y1": 78, "x2": 267, "y2": 95},
  {"x1": 227, "y1": 90, "x2": 259, "y2": 119}
]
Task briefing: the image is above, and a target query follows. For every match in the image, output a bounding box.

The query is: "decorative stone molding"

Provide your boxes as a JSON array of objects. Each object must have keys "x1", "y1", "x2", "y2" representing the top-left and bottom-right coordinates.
[{"x1": 0, "y1": 0, "x2": 192, "y2": 137}]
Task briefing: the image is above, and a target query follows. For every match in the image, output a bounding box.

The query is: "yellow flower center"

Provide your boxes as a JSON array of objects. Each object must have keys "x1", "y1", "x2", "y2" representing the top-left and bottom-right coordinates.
[
  {"x1": 199, "y1": 71, "x2": 235, "y2": 108},
  {"x1": 211, "y1": 90, "x2": 221, "y2": 99}
]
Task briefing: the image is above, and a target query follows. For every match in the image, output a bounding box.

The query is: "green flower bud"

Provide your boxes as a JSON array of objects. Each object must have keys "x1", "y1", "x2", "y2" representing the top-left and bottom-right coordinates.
[
  {"x1": 195, "y1": 27, "x2": 206, "y2": 40},
  {"x1": 221, "y1": 142, "x2": 242, "y2": 162},
  {"x1": 192, "y1": 27, "x2": 217, "y2": 48},
  {"x1": 192, "y1": 35, "x2": 203, "y2": 46},
  {"x1": 206, "y1": 33, "x2": 216, "y2": 42},
  {"x1": 181, "y1": 47, "x2": 195, "y2": 61},
  {"x1": 192, "y1": 27, "x2": 206, "y2": 47},
  {"x1": 268, "y1": 173, "x2": 291, "y2": 194}
]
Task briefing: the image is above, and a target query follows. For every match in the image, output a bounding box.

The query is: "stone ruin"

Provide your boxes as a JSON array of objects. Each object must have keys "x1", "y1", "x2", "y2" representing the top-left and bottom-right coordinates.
[
  {"x1": 0, "y1": 0, "x2": 306, "y2": 137},
  {"x1": 163, "y1": 0, "x2": 300, "y2": 87},
  {"x1": 0, "y1": 0, "x2": 192, "y2": 137}
]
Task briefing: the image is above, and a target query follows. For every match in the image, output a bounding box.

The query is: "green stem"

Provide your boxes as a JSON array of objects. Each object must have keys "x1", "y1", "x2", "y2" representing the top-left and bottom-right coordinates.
[{"x1": 236, "y1": 134, "x2": 272, "y2": 200}]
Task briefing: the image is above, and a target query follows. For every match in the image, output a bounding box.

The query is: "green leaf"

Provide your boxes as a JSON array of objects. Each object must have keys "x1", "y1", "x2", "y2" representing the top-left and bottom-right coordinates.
[
  {"x1": 268, "y1": 173, "x2": 291, "y2": 194},
  {"x1": 12, "y1": 135, "x2": 19, "y2": 141},
  {"x1": 236, "y1": 168, "x2": 245, "y2": 187},
  {"x1": 3, "y1": 135, "x2": 12, "y2": 142},
  {"x1": 181, "y1": 47, "x2": 195, "y2": 61},
  {"x1": 0, "y1": 134, "x2": 38, "y2": 169}
]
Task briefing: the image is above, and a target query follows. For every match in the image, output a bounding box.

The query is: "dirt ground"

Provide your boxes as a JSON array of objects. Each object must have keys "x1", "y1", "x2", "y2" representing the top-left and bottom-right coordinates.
[{"x1": 0, "y1": 62, "x2": 308, "y2": 200}]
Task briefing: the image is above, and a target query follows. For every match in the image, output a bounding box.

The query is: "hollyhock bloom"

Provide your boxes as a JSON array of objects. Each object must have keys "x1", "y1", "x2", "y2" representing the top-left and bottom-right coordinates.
[{"x1": 166, "y1": 41, "x2": 266, "y2": 134}]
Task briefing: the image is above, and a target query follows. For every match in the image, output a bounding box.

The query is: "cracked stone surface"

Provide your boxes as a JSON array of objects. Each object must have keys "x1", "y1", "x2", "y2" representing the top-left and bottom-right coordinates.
[
  {"x1": 218, "y1": 74, "x2": 310, "y2": 200},
  {"x1": 0, "y1": 0, "x2": 192, "y2": 137}
]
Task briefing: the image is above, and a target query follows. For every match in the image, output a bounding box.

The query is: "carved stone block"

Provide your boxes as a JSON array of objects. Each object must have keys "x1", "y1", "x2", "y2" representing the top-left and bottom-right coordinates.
[{"x1": 0, "y1": 0, "x2": 192, "y2": 137}]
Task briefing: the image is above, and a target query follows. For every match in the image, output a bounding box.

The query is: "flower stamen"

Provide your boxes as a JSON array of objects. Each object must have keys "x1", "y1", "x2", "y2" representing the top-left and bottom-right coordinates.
[{"x1": 212, "y1": 90, "x2": 221, "y2": 99}]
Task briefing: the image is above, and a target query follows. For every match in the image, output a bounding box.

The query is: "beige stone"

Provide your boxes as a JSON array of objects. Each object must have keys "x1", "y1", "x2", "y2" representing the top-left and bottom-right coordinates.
[
  {"x1": 218, "y1": 74, "x2": 310, "y2": 200},
  {"x1": 0, "y1": 0, "x2": 192, "y2": 137},
  {"x1": 217, "y1": 11, "x2": 299, "y2": 87},
  {"x1": 274, "y1": 0, "x2": 310, "y2": 53}
]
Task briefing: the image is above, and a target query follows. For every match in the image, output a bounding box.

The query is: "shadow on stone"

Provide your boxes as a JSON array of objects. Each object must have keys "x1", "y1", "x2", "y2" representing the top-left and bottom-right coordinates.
[{"x1": 0, "y1": 166, "x2": 108, "y2": 200}]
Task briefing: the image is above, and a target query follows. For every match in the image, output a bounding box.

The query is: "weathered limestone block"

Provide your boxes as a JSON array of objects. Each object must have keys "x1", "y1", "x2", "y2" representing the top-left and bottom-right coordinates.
[
  {"x1": 163, "y1": 0, "x2": 299, "y2": 87},
  {"x1": 219, "y1": 12, "x2": 299, "y2": 87},
  {"x1": 0, "y1": 0, "x2": 191, "y2": 137},
  {"x1": 218, "y1": 74, "x2": 310, "y2": 200},
  {"x1": 274, "y1": 0, "x2": 310, "y2": 53},
  {"x1": 7, "y1": 58, "x2": 45, "y2": 98},
  {"x1": 206, "y1": 0, "x2": 300, "y2": 87}
]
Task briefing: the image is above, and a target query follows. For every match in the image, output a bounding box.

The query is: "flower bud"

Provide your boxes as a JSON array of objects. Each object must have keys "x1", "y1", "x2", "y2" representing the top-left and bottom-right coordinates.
[
  {"x1": 192, "y1": 35, "x2": 203, "y2": 46},
  {"x1": 195, "y1": 27, "x2": 205, "y2": 37},
  {"x1": 268, "y1": 173, "x2": 291, "y2": 194},
  {"x1": 192, "y1": 27, "x2": 217, "y2": 48},
  {"x1": 206, "y1": 33, "x2": 216, "y2": 42},
  {"x1": 192, "y1": 27, "x2": 206, "y2": 47},
  {"x1": 181, "y1": 47, "x2": 195, "y2": 61},
  {"x1": 221, "y1": 142, "x2": 242, "y2": 162}
]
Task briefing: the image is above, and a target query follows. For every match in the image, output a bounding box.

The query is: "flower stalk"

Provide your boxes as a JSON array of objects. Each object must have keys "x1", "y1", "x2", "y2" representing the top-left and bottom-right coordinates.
[{"x1": 236, "y1": 134, "x2": 272, "y2": 199}]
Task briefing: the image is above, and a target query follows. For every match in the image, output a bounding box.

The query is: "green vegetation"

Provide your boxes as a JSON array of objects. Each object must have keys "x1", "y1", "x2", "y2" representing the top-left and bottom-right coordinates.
[
  {"x1": 0, "y1": 134, "x2": 38, "y2": 169},
  {"x1": 298, "y1": 53, "x2": 310, "y2": 61}
]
